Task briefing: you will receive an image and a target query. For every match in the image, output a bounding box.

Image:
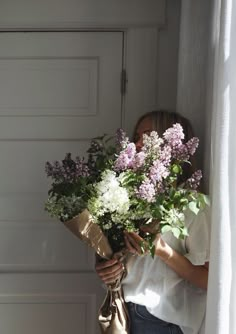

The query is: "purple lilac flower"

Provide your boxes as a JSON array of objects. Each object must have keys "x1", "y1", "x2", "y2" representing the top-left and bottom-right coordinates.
[
  {"x1": 88, "y1": 139, "x2": 103, "y2": 153},
  {"x1": 126, "y1": 143, "x2": 136, "y2": 158},
  {"x1": 116, "y1": 128, "x2": 129, "y2": 150},
  {"x1": 172, "y1": 144, "x2": 189, "y2": 161},
  {"x1": 45, "y1": 153, "x2": 90, "y2": 182},
  {"x1": 45, "y1": 162, "x2": 53, "y2": 177},
  {"x1": 114, "y1": 143, "x2": 136, "y2": 171},
  {"x1": 142, "y1": 131, "x2": 163, "y2": 155},
  {"x1": 114, "y1": 153, "x2": 130, "y2": 171},
  {"x1": 132, "y1": 151, "x2": 146, "y2": 169},
  {"x1": 163, "y1": 123, "x2": 184, "y2": 148},
  {"x1": 149, "y1": 160, "x2": 169, "y2": 184},
  {"x1": 186, "y1": 137, "x2": 199, "y2": 156},
  {"x1": 45, "y1": 161, "x2": 62, "y2": 179},
  {"x1": 159, "y1": 145, "x2": 172, "y2": 166},
  {"x1": 186, "y1": 170, "x2": 202, "y2": 190},
  {"x1": 75, "y1": 157, "x2": 90, "y2": 177},
  {"x1": 136, "y1": 180, "x2": 156, "y2": 203}
]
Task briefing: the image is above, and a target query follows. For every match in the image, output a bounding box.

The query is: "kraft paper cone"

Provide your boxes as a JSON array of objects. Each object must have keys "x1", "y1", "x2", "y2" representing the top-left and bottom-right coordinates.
[
  {"x1": 98, "y1": 271, "x2": 130, "y2": 334},
  {"x1": 64, "y1": 209, "x2": 130, "y2": 333},
  {"x1": 64, "y1": 209, "x2": 113, "y2": 259}
]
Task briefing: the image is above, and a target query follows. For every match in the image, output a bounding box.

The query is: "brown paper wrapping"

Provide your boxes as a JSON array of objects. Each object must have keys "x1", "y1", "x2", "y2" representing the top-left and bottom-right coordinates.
[
  {"x1": 64, "y1": 209, "x2": 113, "y2": 259},
  {"x1": 98, "y1": 278, "x2": 130, "y2": 334},
  {"x1": 63, "y1": 209, "x2": 130, "y2": 333}
]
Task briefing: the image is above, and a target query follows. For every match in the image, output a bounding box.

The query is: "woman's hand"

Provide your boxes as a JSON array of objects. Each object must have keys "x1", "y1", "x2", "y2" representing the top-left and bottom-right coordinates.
[
  {"x1": 95, "y1": 258, "x2": 125, "y2": 285},
  {"x1": 124, "y1": 231, "x2": 148, "y2": 255},
  {"x1": 124, "y1": 222, "x2": 160, "y2": 255}
]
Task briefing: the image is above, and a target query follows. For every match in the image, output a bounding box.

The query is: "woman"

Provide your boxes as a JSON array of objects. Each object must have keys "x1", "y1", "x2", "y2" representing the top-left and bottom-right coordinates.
[{"x1": 95, "y1": 110, "x2": 211, "y2": 334}]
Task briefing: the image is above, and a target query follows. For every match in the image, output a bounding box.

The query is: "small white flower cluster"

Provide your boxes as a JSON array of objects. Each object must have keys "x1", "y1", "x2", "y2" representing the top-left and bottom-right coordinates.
[{"x1": 88, "y1": 170, "x2": 130, "y2": 224}]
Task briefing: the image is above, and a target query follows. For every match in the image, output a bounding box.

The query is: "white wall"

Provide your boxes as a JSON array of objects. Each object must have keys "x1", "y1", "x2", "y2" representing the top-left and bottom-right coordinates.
[
  {"x1": 157, "y1": 0, "x2": 181, "y2": 112},
  {"x1": 124, "y1": 0, "x2": 182, "y2": 136}
]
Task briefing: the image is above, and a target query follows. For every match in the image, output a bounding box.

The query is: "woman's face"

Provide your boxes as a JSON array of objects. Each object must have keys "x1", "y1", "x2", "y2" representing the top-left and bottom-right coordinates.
[{"x1": 134, "y1": 116, "x2": 154, "y2": 152}]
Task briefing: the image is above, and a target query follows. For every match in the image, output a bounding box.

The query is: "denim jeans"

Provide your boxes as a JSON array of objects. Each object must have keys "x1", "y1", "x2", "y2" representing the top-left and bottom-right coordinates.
[{"x1": 126, "y1": 302, "x2": 183, "y2": 334}]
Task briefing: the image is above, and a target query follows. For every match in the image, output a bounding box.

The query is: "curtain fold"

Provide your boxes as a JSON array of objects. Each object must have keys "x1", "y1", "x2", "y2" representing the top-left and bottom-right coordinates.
[{"x1": 205, "y1": 0, "x2": 236, "y2": 332}]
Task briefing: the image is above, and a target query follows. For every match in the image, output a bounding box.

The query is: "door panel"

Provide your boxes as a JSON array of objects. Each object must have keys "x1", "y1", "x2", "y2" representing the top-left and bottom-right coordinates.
[
  {"x1": 0, "y1": 58, "x2": 98, "y2": 116},
  {"x1": 0, "y1": 273, "x2": 103, "y2": 334},
  {"x1": 0, "y1": 32, "x2": 123, "y2": 139}
]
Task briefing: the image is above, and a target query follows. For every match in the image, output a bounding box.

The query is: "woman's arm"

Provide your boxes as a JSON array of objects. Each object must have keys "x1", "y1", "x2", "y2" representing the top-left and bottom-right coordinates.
[
  {"x1": 124, "y1": 231, "x2": 209, "y2": 290},
  {"x1": 156, "y1": 236, "x2": 209, "y2": 289}
]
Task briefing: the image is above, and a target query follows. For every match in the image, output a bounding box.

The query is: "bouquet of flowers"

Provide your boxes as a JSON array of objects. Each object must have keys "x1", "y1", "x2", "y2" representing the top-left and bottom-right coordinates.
[
  {"x1": 45, "y1": 123, "x2": 208, "y2": 256},
  {"x1": 45, "y1": 123, "x2": 209, "y2": 333}
]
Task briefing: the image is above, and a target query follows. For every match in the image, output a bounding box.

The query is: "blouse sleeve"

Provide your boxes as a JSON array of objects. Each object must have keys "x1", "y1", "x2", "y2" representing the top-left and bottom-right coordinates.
[{"x1": 184, "y1": 205, "x2": 211, "y2": 265}]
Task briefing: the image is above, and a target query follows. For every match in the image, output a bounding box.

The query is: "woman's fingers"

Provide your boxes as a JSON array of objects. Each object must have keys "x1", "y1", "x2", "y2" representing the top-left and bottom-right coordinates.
[
  {"x1": 140, "y1": 220, "x2": 160, "y2": 234},
  {"x1": 124, "y1": 233, "x2": 138, "y2": 254},
  {"x1": 95, "y1": 258, "x2": 117, "y2": 270},
  {"x1": 95, "y1": 259, "x2": 124, "y2": 285},
  {"x1": 124, "y1": 231, "x2": 146, "y2": 255}
]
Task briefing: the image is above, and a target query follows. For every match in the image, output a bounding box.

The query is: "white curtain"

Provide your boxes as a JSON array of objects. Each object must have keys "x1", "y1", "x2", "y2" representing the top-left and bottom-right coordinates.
[{"x1": 205, "y1": 0, "x2": 236, "y2": 333}]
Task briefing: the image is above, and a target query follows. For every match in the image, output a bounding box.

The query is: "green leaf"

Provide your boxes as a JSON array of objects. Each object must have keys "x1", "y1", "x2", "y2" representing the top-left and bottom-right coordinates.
[
  {"x1": 161, "y1": 225, "x2": 172, "y2": 234},
  {"x1": 152, "y1": 208, "x2": 162, "y2": 220},
  {"x1": 188, "y1": 201, "x2": 200, "y2": 215},
  {"x1": 173, "y1": 191, "x2": 181, "y2": 200},
  {"x1": 196, "y1": 200, "x2": 202, "y2": 209},
  {"x1": 140, "y1": 241, "x2": 146, "y2": 254},
  {"x1": 180, "y1": 198, "x2": 189, "y2": 205},
  {"x1": 150, "y1": 244, "x2": 156, "y2": 259},
  {"x1": 172, "y1": 164, "x2": 181, "y2": 174},
  {"x1": 202, "y1": 194, "x2": 210, "y2": 206},
  {"x1": 169, "y1": 187, "x2": 176, "y2": 199},
  {"x1": 172, "y1": 227, "x2": 181, "y2": 239},
  {"x1": 181, "y1": 226, "x2": 189, "y2": 237}
]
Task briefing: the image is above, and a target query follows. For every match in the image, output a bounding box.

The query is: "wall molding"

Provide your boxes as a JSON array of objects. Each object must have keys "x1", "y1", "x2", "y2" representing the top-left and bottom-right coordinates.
[{"x1": 0, "y1": 0, "x2": 166, "y2": 30}]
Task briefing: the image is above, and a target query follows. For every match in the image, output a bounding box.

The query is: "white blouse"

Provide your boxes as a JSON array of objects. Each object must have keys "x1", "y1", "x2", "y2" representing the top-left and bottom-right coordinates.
[{"x1": 122, "y1": 206, "x2": 211, "y2": 334}]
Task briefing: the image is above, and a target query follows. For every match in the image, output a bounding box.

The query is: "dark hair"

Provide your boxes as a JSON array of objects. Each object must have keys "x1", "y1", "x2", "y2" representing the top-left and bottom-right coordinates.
[
  {"x1": 133, "y1": 110, "x2": 197, "y2": 182},
  {"x1": 133, "y1": 110, "x2": 194, "y2": 141}
]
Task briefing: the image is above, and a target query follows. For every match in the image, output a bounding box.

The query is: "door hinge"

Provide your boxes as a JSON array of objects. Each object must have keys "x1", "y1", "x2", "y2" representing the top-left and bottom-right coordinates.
[{"x1": 121, "y1": 69, "x2": 127, "y2": 95}]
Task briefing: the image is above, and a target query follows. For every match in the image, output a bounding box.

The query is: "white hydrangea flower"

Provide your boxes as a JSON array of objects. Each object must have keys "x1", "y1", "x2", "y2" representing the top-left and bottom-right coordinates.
[{"x1": 88, "y1": 170, "x2": 130, "y2": 217}]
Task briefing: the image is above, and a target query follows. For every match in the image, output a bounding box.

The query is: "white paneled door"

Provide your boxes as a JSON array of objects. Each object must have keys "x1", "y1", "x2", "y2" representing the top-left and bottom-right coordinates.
[{"x1": 0, "y1": 32, "x2": 123, "y2": 333}]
